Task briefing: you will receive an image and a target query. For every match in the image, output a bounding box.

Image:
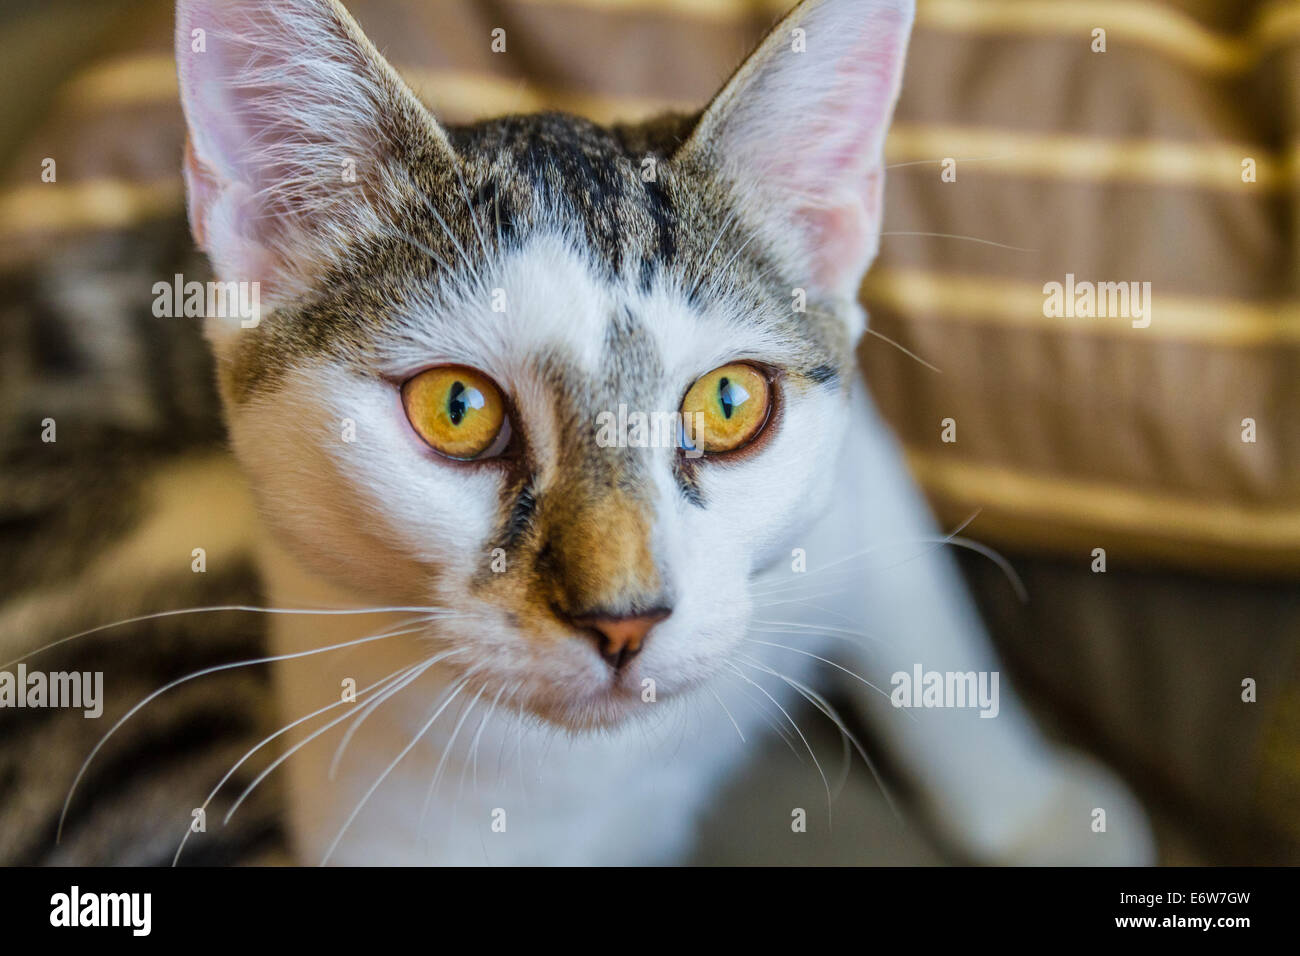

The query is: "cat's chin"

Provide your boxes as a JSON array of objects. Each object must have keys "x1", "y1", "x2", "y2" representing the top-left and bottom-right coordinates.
[
  {"x1": 522, "y1": 683, "x2": 647, "y2": 733},
  {"x1": 519, "y1": 670, "x2": 692, "y2": 733}
]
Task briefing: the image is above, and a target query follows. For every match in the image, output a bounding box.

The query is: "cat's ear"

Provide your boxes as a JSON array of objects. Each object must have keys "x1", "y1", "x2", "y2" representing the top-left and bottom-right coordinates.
[
  {"x1": 175, "y1": 0, "x2": 451, "y2": 308},
  {"x1": 677, "y1": 0, "x2": 913, "y2": 301}
]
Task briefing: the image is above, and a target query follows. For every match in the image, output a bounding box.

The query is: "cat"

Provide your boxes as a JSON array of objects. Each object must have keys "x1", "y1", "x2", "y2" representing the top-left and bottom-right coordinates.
[{"x1": 1, "y1": 0, "x2": 1153, "y2": 865}]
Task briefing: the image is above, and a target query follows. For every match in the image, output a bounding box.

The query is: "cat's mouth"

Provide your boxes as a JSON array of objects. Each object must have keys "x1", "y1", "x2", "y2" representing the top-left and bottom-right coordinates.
[
  {"x1": 475, "y1": 637, "x2": 670, "y2": 732},
  {"x1": 523, "y1": 683, "x2": 644, "y2": 732},
  {"x1": 428, "y1": 598, "x2": 705, "y2": 731},
  {"x1": 530, "y1": 652, "x2": 653, "y2": 730}
]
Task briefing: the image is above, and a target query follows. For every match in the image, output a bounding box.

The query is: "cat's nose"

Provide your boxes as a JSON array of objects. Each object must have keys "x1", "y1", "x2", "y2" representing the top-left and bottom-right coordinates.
[{"x1": 571, "y1": 608, "x2": 671, "y2": 669}]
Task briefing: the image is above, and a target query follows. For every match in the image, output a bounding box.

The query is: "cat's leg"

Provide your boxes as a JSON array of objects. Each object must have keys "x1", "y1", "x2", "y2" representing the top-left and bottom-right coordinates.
[{"x1": 789, "y1": 382, "x2": 1155, "y2": 863}]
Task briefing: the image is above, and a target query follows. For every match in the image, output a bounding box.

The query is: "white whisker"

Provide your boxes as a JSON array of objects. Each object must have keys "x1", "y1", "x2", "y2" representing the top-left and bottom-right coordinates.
[
  {"x1": 742, "y1": 636, "x2": 900, "y2": 710},
  {"x1": 58, "y1": 616, "x2": 446, "y2": 842},
  {"x1": 885, "y1": 154, "x2": 1016, "y2": 170},
  {"x1": 738, "y1": 653, "x2": 902, "y2": 822},
  {"x1": 708, "y1": 685, "x2": 745, "y2": 744},
  {"x1": 688, "y1": 206, "x2": 740, "y2": 299},
  {"x1": 709, "y1": 230, "x2": 760, "y2": 291},
  {"x1": 390, "y1": 228, "x2": 461, "y2": 277},
  {"x1": 409, "y1": 183, "x2": 483, "y2": 286},
  {"x1": 171, "y1": 653, "x2": 421, "y2": 866},
  {"x1": 328, "y1": 644, "x2": 463, "y2": 779},
  {"x1": 450, "y1": 160, "x2": 491, "y2": 263},
  {"x1": 7, "y1": 604, "x2": 456, "y2": 671},
  {"x1": 748, "y1": 618, "x2": 884, "y2": 646},
  {"x1": 725, "y1": 659, "x2": 830, "y2": 814},
  {"x1": 719, "y1": 672, "x2": 801, "y2": 757},
  {"x1": 418, "y1": 680, "x2": 486, "y2": 836},
  {"x1": 863, "y1": 326, "x2": 942, "y2": 373},
  {"x1": 880, "y1": 230, "x2": 1035, "y2": 252},
  {"x1": 321, "y1": 677, "x2": 472, "y2": 866},
  {"x1": 465, "y1": 682, "x2": 508, "y2": 798},
  {"x1": 223, "y1": 648, "x2": 449, "y2": 827},
  {"x1": 748, "y1": 511, "x2": 984, "y2": 597}
]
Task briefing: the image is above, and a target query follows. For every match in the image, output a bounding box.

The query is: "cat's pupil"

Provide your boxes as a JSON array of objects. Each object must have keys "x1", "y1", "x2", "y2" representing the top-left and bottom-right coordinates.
[
  {"x1": 448, "y1": 381, "x2": 467, "y2": 425},
  {"x1": 447, "y1": 381, "x2": 487, "y2": 426},
  {"x1": 717, "y1": 377, "x2": 750, "y2": 420}
]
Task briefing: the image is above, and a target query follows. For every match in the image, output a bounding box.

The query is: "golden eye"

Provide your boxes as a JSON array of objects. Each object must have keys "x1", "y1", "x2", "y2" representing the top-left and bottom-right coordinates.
[
  {"x1": 680, "y1": 362, "x2": 771, "y2": 454},
  {"x1": 401, "y1": 365, "x2": 508, "y2": 460}
]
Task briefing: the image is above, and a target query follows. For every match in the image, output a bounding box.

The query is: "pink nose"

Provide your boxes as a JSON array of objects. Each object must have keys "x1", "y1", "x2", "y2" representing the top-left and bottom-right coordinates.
[{"x1": 573, "y1": 609, "x2": 671, "y2": 669}]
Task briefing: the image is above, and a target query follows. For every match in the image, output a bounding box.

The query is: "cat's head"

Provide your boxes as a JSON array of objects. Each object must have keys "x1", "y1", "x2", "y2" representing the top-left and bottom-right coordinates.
[{"x1": 175, "y1": 0, "x2": 913, "y2": 729}]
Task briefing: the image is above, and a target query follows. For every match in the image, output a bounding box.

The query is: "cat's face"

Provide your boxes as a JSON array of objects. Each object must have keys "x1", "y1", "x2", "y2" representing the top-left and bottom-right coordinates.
[{"x1": 176, "y1": 0, "x2": 913, "y2": 729}]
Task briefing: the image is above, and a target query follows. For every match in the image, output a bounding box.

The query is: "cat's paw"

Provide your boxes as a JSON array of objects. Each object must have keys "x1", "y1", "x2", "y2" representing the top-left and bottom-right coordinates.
[{"x1": 953, "y1": 750, "x2": 1157, "y2": 865}]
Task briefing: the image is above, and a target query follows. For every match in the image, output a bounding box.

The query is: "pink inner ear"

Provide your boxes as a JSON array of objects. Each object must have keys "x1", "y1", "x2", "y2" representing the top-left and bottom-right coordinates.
[
  {"x1": 799, "y1": 180, "x2": 878, "y2": 294},
  {"x1": 177, "y1": 1, "x2": 268, "y2": 182},
  {"x1": 792, "y1": 50, "x2": 901, "y2": 293},
  {"x1": 184, "y1": 136, "x2": 281, "y2": 299},
  {"x1": 830, "y1": 46, "x2": 903, "y2": 176},
  {"x1": 175, "y1": 0, "x2": 407, "y2": 304},
  {"x1": 722, "y1": 3, "x2": 910, "y2": 296},
  {"x1": 177, "y1": 1, "x2": 296, "y2": 295}
]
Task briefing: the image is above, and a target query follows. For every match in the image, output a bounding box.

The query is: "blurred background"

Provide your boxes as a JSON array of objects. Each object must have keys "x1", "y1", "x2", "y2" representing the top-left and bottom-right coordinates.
[{"x1": 0, "y1": 0, "x2": 1297, "y2": 864}]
